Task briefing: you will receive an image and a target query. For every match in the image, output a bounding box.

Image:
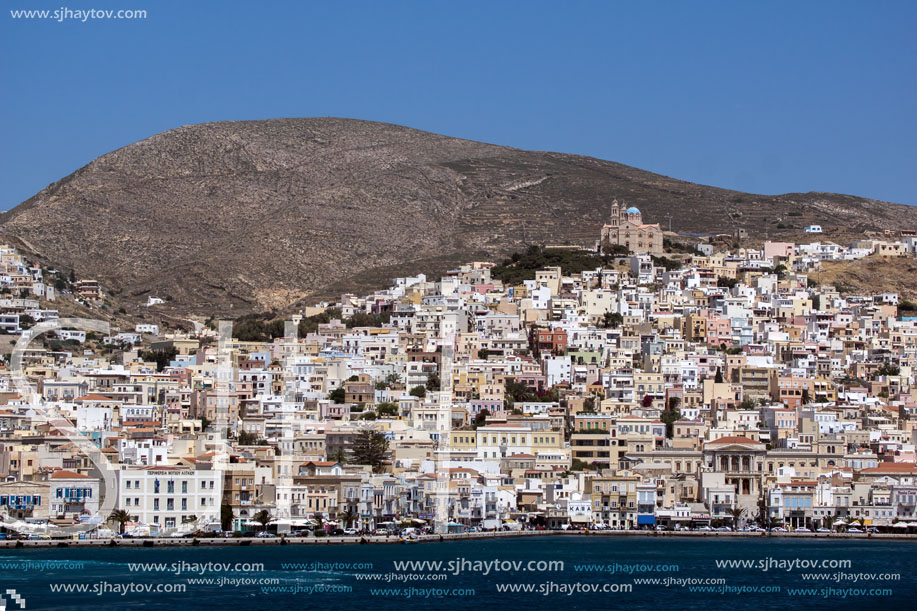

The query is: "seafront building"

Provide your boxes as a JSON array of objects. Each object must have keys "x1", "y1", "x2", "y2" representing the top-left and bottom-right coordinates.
[{"x1": 1, "y1": 224, "x2": 917, "y2": 535}]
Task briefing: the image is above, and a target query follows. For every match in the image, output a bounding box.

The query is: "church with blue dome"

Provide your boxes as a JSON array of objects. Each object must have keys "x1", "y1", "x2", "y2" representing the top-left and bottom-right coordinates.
[{"x1": 600, "y1": 198, "x2": 664, "y2": 254}]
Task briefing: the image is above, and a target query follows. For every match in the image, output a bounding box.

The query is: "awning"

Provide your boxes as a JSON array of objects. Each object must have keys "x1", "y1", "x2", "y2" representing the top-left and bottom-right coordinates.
[{"x1": 637, "y1": 515, "x2": 656, "y2": 525}]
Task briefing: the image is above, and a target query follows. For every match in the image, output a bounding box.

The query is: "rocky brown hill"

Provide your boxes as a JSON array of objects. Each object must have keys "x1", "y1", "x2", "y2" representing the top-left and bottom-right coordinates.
[{"x1": 1, "y1": 118, "x2": 914, "y2": 316}]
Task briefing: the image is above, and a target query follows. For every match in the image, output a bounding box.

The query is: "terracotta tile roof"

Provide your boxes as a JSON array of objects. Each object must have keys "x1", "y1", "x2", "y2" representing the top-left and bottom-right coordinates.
[
  {"x1": 50, "y1": 469, "x2": 90, "y2": 479},
  {"x1": 705, "y1": 435, "x2": 761, "y2": 445},
  {"x1": 861, "y1": 462, "x2": 917, "y2": 473}
]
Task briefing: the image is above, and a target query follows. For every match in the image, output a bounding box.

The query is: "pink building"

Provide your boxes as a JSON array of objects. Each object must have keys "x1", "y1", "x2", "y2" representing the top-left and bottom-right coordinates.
[{"x1": 763, "y1": 241, "x2": 794, "y2": 260}]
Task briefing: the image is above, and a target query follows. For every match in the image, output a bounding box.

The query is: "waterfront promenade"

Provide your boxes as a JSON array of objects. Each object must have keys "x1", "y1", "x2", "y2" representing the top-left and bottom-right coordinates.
[{"x1": 4, "y1": 529, "x2": 917, "y2": 549}]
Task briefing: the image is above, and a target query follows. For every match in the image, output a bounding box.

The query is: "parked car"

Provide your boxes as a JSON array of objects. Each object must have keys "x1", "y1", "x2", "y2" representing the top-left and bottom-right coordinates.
[
  {"x1": 772, "y1": 527, "x2": 788, "y2": 532},
  {"x1": 795, "y1": 527, "x2": 811, "y2": 532},
  {"x1": 848, "y1": 528, "x2": 864, "y2": 533},
  {"x1": 256, "y1": 531, "x2": 276, "y2": 538},
  {"x1": 816, "y1": 528, "x2": 831, "y2": 533},
  {"x1": 343, "y1": 528, "x2": 359, "y2": 536}
]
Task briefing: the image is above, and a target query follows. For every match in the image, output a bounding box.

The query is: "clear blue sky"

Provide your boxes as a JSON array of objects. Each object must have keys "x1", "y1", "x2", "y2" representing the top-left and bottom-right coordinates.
[{"x1": 2, "y1": 0, "x2": 915, "y2": 210}]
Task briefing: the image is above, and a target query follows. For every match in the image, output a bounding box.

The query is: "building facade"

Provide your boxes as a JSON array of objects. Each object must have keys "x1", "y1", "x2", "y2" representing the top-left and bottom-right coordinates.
[{"x1": 601, "y1": 199, "x2": 663, "y2": 255}]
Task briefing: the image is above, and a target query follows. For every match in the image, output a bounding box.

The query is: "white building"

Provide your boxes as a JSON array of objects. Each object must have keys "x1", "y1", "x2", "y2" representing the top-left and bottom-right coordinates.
[
  {"x1": 117, "y1": 466, "x2": 222, "y2": 531},
  {"x1": 49, "y1": 470, "x2": 100, "y2": 519}
]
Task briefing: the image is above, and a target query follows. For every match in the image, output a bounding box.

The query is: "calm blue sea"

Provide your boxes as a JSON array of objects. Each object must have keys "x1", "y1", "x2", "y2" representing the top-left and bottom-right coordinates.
[{"x1": 1, "y1": 536, "x2": 913, "y2": 610}]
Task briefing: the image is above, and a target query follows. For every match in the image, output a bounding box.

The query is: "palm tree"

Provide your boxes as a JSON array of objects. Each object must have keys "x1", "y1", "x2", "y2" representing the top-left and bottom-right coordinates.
[
  {"x1": 857, "y1": 517, "x2": 866, "y2": 529},
  {"x1": 339, "y1": 508, "x2": 357, "y2": 529},
  {"x1": 253, "y1": 509, "x2": 272, "y2": 532},
  {"x1": 727, "y1": 506, "x2": 746, "y2": 528},
  {"x1": 108, "y1": 509, "x2": 132, "y2": 535},
  {"x1": 824, "y1": 514, "x2": 836, "y2": 530},
  {"x1": 182, "y1": 514, "x2": 198, "y2": 525}
]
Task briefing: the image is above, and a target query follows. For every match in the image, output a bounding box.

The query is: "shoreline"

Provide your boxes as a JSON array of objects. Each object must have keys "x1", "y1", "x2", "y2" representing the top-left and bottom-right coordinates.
[{"x1": 4, "y1": 529, "x2": 917, "y2": 549}]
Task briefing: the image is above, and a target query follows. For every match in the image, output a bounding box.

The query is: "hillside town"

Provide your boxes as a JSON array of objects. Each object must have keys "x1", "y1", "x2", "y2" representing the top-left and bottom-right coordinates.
[{"x1": 1, "y1": 205, "x2": 917, "y2": 539}]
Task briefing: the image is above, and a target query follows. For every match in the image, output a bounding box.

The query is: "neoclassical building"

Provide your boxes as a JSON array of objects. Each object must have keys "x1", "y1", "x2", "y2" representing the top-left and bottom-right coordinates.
[
  {"x1": 703, "y1": 435, "x2": 766, "y2": 515},
  {"x1": 601, "y1": 199, "x2": 663, "y2": 255}
]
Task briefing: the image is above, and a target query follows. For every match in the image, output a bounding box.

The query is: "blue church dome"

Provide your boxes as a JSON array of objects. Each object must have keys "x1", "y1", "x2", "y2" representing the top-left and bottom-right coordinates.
[{"x1": 625, "y1": 206, "x2": 641, "y2": 214}]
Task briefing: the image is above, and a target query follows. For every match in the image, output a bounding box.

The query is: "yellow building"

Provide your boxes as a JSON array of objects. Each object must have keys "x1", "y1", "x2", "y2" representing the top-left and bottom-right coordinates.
[{"x1": 601, "y1": 200, "x2": 663, "y2": 255}]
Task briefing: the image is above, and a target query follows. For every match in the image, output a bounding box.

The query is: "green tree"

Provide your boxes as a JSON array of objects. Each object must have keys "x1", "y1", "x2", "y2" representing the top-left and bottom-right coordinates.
[
  {"x1": 237, "y1": 431, "x2": 266, "y2": 445},
  {"x1": 409, "y1": 385, "x2": 426, "y2": 398},
  {"x1": 425, "y1": 372, "x2": 441, "y2": 391},
  {"x1": 661, "y1": 409, "x2": 681, "y2": 438},
  {"x1": 376, "y1": 402, "x2": 398, "y2": 417},
  {"x1": 874, "y1": 363, "x2": 900, "y2": 378},
  {"x1": 473, "y1": 408, "x2": 490, "y2": 429},
  {"x1": 329, "y1": 387, "x2": 346, "y2": 403},
  {"x1": 384, "y1": 372, "x2": 402, "y2": 387},
  {"x1": 714, "y1": 367, "x2": 724, "y2": 383},
  {"x1": 297, "y1": 307, "x2": 343, "y2": 335},
  {"x1": 738, "y1": 398, "x2": 756, "y2": 410},
  {"x1": 253, "y1": 509, "x2": 272, "y2": 532},
  {"x1": 350, "y1": 429, "x2": 389, "y2": 473},
  {"x1": 600, "y1": 312, "x2": 623, "y2": 329},
  {"x1": 139, "y1": 347, "x2": 178, "y2": 372},
  {"x1": 329, "y1": 448, "x2": 349, "y2": 464},
  {"x1": 570, "y1": 458, "x2": 592, "y2": 471}
]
